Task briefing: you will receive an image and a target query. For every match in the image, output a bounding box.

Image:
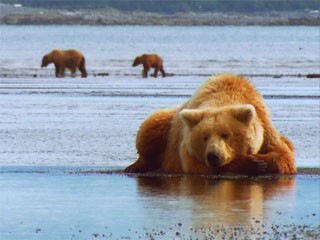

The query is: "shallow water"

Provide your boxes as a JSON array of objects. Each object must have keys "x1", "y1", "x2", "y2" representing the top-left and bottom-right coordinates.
[
  {"x1": 0, "y1": 166, "x2": 319, "y2": 239},
  {"x1": 0, "y1": 26, "x2": 319, "y2": 77}
]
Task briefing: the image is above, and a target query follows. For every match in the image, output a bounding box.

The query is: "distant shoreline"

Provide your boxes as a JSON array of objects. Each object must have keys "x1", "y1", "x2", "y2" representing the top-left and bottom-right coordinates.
[{"x1": 0, "y1": 4, "x2": 319, "y2": 26}]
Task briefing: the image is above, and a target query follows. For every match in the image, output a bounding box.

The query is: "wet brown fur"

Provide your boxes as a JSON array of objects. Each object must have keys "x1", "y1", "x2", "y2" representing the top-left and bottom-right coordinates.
[
  {"x1": 132, "y1": 54, "x2": 165, "y2": 78},
  {"x1": 125, "y1": 74, "x2": 296, "y2": 175},
  {"x1": 41, "y1": 49, "x2": 87, "y2": 78}
]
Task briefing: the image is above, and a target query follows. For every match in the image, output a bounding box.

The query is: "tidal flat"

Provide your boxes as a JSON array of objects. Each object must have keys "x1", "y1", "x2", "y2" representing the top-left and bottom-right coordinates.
[
  {"x1": 0, "y1": 25, "x2": 319, "y2": 239},
  {"x1": 0, "y1": 75, "x2": 319, "y2": 239}
]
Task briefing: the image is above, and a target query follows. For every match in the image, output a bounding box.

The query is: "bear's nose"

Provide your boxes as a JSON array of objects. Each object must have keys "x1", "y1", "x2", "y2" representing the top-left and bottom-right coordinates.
[{"x1": 207, "y1": 152, "x2": 220, "y2": 167}]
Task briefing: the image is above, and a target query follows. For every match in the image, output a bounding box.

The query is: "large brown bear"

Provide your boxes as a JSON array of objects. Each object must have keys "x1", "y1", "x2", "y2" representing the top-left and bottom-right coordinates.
[
  {"x1": 41, "y1": 49, "x2": 87, "y2": 78},
  {"x1": 125, "y1": 74, "x2": 296, "y2": 175},
  {"x1": 132, "y1": 54, "x2": 165, "y2": 78}
]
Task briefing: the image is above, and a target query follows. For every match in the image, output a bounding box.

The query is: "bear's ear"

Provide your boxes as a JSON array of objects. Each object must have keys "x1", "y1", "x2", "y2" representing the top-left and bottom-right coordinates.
[
  {"x1": 230, "y1": 104, "x2": 256, "y2": 125},
  {"x1": 179, "y1": 109, "x2": 204, "y2": 128}
]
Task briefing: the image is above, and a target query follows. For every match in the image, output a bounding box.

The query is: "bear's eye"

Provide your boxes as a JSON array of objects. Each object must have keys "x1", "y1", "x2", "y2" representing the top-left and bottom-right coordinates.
[
  {"x1": 203, "y1": 136, "x2": 209, "y2": 142},
  {"x1": 221, "y1": 133, "x2": 229, "y2": 140}
]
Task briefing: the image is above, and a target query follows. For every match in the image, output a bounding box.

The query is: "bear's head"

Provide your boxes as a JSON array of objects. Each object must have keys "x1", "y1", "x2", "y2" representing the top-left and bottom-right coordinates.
[
  {"x1": 132, "y1": 56, "x2": 142, "y2": 67},
  {"x1": 179, "y1": 104, "x2": 264, "y2": 169},
  {"x1": 41, "y1": 55, "x2": 51, "y2": 67}
]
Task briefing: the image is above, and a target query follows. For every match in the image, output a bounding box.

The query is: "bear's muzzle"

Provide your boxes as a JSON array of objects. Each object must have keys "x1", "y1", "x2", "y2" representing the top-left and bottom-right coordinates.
[{"x1": 206, "y1": 152, "x2": 222, "y2": 168}]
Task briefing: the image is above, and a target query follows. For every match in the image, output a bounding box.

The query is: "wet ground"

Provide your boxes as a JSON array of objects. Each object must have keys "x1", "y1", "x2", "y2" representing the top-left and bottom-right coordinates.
[{"x1": 0, "y1": 75, "x2": 319, "y2": 167}]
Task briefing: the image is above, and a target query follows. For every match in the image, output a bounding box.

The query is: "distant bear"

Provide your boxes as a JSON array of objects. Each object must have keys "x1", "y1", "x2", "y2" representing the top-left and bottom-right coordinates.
[
  {"x1": 125, "y1": 74, "x2": 296, "y2": 175},
  {"x1": 132, "y1": 54, "x2": 165, "y2": 78},
  {"x1": 41, "y1": 49, "x2": 87, "y2": 78}
]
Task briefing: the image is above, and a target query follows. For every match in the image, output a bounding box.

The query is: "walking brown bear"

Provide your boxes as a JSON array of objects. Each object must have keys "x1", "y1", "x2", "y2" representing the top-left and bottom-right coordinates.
[
  {"x1": 132, "y1": 54, "x2": 165, "y2": 78},
  {"x1": 41, "y1": 49, "x2": 88, "y2": 78}
]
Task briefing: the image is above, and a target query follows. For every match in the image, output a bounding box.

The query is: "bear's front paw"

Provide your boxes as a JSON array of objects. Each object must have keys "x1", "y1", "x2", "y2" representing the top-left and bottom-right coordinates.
[
  {"x1": 124, "y1": 163, "x2": 143, "y2": 173},
  {"x1": 247, "y1": 159, "x2": 267, "y2": 175},
  {"x1": 124, "y1": 160, "x2": 153, "y2": 173}
]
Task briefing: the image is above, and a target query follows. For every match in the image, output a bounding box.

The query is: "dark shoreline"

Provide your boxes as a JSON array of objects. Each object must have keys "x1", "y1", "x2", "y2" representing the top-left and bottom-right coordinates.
[
  {"x1": 2, "y1": 166, "x2": 319, "y2": 176},
  {"x1": 1, "y1": 72, "x2": 319, "y2": 79},
  {"x1": 0, "y1": 4, "x2": 319, "y2": 26},
  {"x1": 92, "y1": 167, "x2": 320, "y2": 177}
]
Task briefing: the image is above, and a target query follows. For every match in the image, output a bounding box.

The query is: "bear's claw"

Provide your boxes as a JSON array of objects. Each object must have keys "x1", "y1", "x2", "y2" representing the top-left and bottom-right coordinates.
[{"x1": 250, "y1": 159, "x2": 267, "y2": 174}]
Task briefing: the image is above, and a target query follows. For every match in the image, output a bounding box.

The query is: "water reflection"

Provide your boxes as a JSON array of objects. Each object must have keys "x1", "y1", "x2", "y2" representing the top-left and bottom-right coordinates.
[{"x1": 136, "y1": 175, "x2": 296, "y2": 226}]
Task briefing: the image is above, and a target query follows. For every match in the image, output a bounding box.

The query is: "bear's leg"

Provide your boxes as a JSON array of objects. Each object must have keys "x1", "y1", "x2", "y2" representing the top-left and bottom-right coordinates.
[
  {"x1": 142, "y1": 66, "x2": 150, "y2": 78},
  {"x1": 221, "y1": 156, "x2": 268, "y2": 175},
  {"x1": 153, "y1": 68, "x2": 159, "y2": 78},
  {"x1": 57, "y1": 65, "x2": 65, "y2": 78},
  {"x1": 54, "y1": 64, "x2": 60, "y2": 77},
  {"x1": 224, "y1": 136, "x2": 296, "y2": 175},
  {"x1": 124, "y1": 108, "x2": 177, "y2": 173},
  {"x1": 280, "y1": 134, "x2": 294, "y2": 152},
  {"x1": 250, "y1": 140, "x2": 296, "y2": 174},
  {"x1": 160, "y1": 66, "x2": 166, "y2": 78},
  {"x1": 71, "y1": 67, "x2": 77, "y2": 78},
  {"x1": 79, "y1": 58, "x2": 88, "y2": 78}
]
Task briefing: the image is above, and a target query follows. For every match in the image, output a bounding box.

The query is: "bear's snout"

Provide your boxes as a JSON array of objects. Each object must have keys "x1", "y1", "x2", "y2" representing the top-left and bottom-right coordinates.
[
  {"x1": 132, "y1": 59, "x2": 139, "y2": 67},
  {"x1": 41, "y1": 60, "x2": 48, "y2": 67},
  {"x1": 206, "y1": 152, "x2": 221, "y2": 168}
]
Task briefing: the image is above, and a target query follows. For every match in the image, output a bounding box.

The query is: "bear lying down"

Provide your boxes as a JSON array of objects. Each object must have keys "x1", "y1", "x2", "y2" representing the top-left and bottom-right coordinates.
[{"x1": 125, "y1": 74, "x2": 296, "y2": 175}]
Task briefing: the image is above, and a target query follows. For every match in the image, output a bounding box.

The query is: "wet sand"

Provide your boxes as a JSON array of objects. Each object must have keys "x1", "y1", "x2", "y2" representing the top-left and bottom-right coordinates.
[{"x1": 1, "y1": 76, "x2": 319, "y2": 167}]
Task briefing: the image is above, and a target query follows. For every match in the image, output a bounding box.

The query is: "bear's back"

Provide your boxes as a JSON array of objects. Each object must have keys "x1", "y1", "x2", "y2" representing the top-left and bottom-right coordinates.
[
  {"x1": 143, "y1": 54, "x2": 163, "y2": 67},
  {"x1": 187, "y1": 74, "x2": 265, "y2": 110},
  {"x1": 50, "y1": 49, "x2": 83, "y2": 57}
]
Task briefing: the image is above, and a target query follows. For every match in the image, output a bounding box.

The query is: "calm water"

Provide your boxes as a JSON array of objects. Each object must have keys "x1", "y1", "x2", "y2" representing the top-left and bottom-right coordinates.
[
  {"x1": 0, "y1": 26, "x2": 319, "y2": 239},
  {"x1": 0, "y1": 167, "x2": 319, "y2": 239}
]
